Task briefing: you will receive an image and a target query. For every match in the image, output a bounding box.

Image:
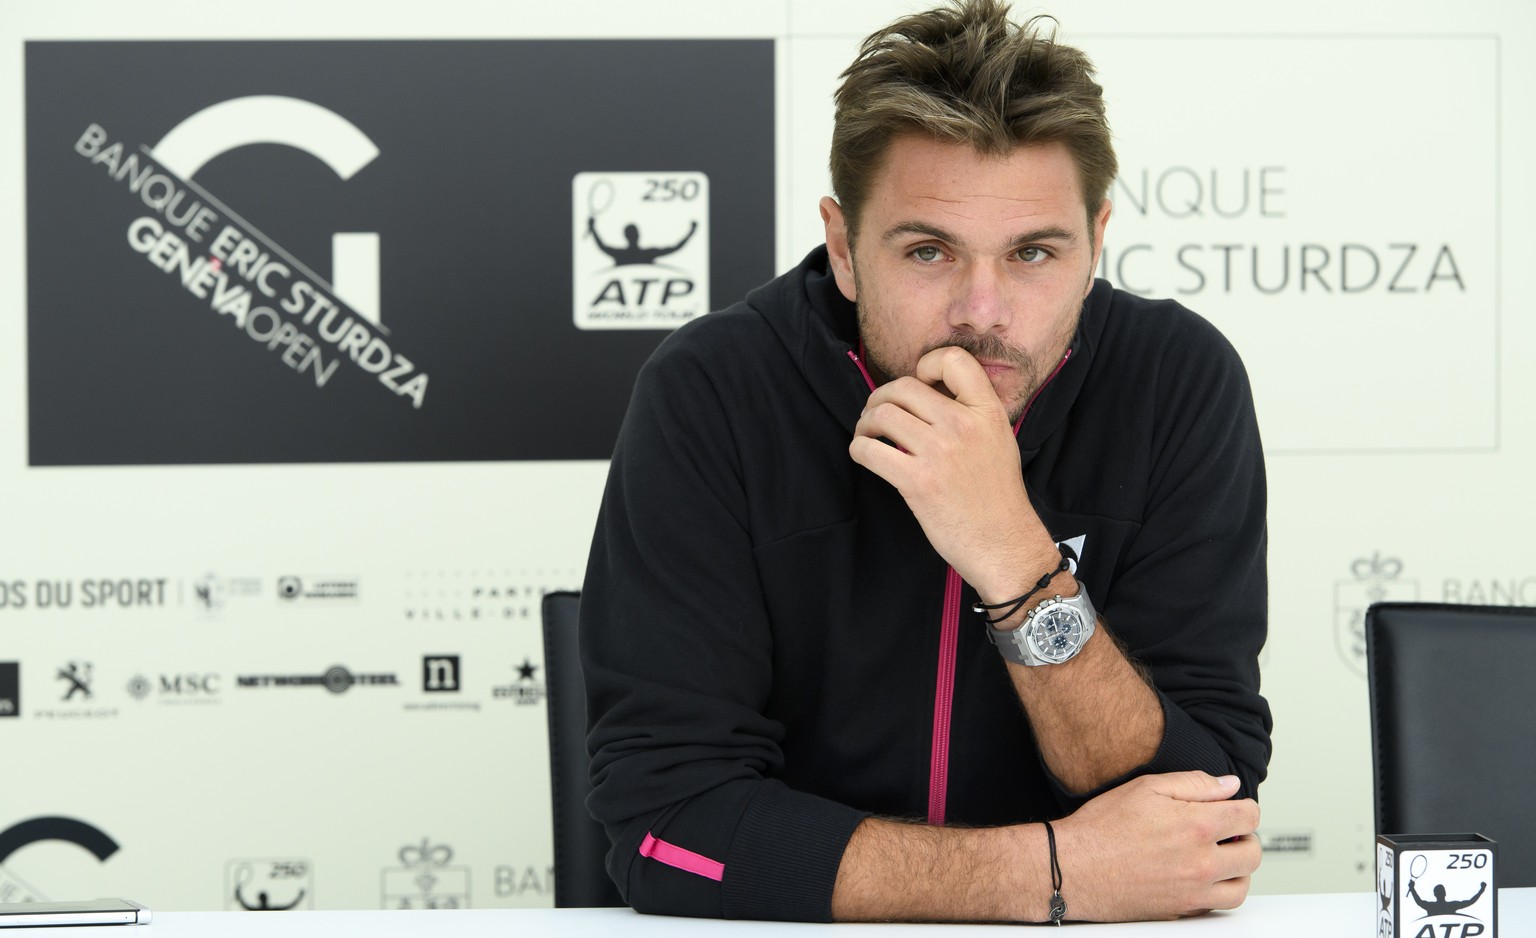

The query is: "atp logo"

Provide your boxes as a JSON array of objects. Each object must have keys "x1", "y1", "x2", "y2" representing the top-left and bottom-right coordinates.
[
  {"x1": 226, "y1": 859, "x2": 312, "y2": 912},
  {"x1": 573, "y1": 172, "x2": 711, "y2": 330}
]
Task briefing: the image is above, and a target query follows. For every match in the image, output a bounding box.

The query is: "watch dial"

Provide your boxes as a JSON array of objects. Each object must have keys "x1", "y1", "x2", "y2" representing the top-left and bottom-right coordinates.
[{"x1": 1027, "y1": 605, "x2": 1085, "y2": 664}]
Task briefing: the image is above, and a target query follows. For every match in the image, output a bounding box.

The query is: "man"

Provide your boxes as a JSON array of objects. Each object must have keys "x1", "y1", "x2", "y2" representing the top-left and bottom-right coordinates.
[{"x1": 580, "y1": 0, "x2": 1271, "y2": 923}]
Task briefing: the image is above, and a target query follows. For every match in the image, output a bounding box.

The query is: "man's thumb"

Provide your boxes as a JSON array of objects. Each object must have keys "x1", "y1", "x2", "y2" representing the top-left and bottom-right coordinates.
[{"x1": 1148, "y1": 770, "x2": 1241, "y2": 802}]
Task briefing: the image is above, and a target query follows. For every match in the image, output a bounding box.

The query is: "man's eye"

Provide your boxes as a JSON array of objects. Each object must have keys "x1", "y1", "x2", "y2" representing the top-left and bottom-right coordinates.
[
  {"x1": 912, "y1": 245, "x2": 943, "y2": 262},
  {"x1": 1018, "y1": 246, "x2": 1048, "y2": 263}
]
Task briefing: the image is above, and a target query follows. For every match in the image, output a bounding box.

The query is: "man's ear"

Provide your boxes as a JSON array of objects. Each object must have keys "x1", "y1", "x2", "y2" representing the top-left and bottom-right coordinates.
[
  {"x1": 1086, "y1": 197, "x2": 1112, "y2": 295},
  {"x1": 820, "y1": 196, "x2": 858, "y2": 302}
]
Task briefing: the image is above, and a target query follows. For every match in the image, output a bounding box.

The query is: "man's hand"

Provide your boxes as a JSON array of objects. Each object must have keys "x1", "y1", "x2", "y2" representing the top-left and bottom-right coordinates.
[
  {"x1": 851, "y1": 346, "x2": 1170, "y2": 792},
  {"x1": 849, "y1": 346, "x2": 1052, "y2": 597},
  {"x1": 1057, "y1": 771, "x2": 1261, "y2": 921},
  {"x1": 832, "y1": 771, "x2": 1259, "y2": 923}
]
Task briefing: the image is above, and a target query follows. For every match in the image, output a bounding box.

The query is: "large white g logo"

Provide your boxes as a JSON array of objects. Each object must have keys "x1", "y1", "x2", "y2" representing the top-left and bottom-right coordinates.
[{"x1": 153, "y1": 96, "x2": 382, "y2": 327}]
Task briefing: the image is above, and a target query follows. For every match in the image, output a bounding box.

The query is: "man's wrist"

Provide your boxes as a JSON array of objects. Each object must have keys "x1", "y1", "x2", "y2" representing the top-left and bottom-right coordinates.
[
  {"x1": 975, "y1": 565, "x2": 1080, "y2": 632},
  {"x1": 1011, "y1": 822, "x2": 1069, "y2": 924},
  {"x1": 959, "y1": 497, "x2": 1059, "y2": 601}
]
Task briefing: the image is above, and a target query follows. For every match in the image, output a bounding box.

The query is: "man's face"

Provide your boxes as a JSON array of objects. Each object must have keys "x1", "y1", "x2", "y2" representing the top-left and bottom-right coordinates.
[{"x1": 822, "y1": 135, "x2": 1110, "y2": 421}]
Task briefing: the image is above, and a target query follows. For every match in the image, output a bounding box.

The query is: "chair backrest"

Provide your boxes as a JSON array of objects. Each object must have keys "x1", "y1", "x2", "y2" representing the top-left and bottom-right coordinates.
[
  {"x1": 1367, "y1": 601, "x2": 1536, "y2": 887},
  {"x1": 541, "y1": 590, "x2": 624, "y2": 908}
]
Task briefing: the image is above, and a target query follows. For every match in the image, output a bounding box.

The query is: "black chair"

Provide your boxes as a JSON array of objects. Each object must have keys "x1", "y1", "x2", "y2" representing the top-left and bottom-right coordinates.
[
  {"x1": 541, "y1": 590, "x2": 624, "y2": 907},
  {"x1": 1367, "y1": 601, "x2": 1536, "y2": 887}
]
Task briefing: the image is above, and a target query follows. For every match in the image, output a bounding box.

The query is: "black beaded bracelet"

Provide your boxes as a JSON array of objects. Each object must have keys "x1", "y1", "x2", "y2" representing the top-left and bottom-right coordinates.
[
  {"x1": 1043, "y1": 819, "x2": 1066, "y2": 925},
  {"x1": 971, "y1": 545, "x2": 1072, "y2": 626}
]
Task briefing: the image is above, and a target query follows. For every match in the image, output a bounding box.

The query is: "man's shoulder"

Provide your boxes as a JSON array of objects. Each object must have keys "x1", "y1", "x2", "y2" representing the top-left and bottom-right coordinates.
[
  {"x1": 654, "y1": 298, "x2": 771, "y2": 352},
  {"x1": 1060, "y1": 282, "x2": 1258, "y2": 437},
  {"x1": 642, "y1": 254, "x2": 830, "y2": 380},
  {"x1": 641, "y1": 296, "x2": 782, "y2": 385},
  {"x1": 1095, "y1": 283, "x2": 1233, "y2": 351},
  {"x1": 1089, "y1": 282, "x2": 1249, "y2": 381}
]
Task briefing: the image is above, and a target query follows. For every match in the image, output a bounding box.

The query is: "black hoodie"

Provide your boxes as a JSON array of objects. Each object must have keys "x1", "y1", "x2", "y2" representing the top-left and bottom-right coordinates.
[{"x1": 581, "y1": 246, "x2": 1272, "y2": 921}]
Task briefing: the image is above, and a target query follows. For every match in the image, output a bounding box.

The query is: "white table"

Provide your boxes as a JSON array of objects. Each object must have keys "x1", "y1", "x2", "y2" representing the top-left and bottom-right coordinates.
[{"x1": 6, "y1": 890, "x2": 1531, "y2": 935}]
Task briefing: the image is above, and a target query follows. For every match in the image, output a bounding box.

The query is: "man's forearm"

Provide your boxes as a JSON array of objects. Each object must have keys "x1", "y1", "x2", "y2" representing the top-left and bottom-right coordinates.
[
  {"x1": 978, "y1": 554, "x2": 1164, "y2": 793},
  {"x1": 1006, "y1": 622, "x2": 1164, "y2": 792},
  {"x1": 831, "y1": 817, "x2": 1053, "y2": 922}
]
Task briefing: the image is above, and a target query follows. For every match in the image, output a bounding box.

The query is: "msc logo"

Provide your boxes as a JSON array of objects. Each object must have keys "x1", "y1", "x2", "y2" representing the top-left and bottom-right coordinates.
[
  {"x1": 154, "y1": 95, "x2": 382, "y2": 328},
  {"x1": 130, "y1": 673, "x2": 220, "y2": 703},
  {"x1": 422, "y1": 656, "x2": 460, "y2": 693},
  {"x1": 162, "y1": 673, "x2": 219, "y2": 695}
]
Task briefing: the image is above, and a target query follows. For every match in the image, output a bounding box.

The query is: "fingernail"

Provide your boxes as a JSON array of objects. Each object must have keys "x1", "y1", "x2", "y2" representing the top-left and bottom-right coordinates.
[{"x1": 1218, "y1": 775, "x2": 1239, "y2": 789}]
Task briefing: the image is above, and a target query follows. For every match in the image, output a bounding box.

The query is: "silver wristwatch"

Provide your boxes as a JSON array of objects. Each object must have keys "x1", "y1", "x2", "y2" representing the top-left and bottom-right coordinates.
[{"x1": 986, "y1": 587, "x2": 1098, "y2": 666}]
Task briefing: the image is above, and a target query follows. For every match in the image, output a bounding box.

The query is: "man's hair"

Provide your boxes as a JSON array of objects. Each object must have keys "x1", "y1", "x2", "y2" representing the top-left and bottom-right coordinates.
[{"x1": 830, "y1": 0, "x2": 1117, "y2": 240}]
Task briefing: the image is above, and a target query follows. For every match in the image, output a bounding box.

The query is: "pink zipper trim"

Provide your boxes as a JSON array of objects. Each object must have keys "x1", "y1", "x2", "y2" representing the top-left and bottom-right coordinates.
[
  {"x1": 928, "y1": 567, "x2": 963, "y2": 825},
  {"x1": 847, "y1": 347, "x2": 876, "y2": 389},
  {"x1": 846, "y1": 343, "x2": 1073, "y2": 828},
  {"x1": 638, "y1": 832, "x2": 724, "y2": 882}
]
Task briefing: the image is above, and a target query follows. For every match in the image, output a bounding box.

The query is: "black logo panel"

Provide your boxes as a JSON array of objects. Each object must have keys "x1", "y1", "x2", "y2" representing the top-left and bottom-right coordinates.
[{"x1": 26, "y1": 40, "x2": 774, "y2": 464}]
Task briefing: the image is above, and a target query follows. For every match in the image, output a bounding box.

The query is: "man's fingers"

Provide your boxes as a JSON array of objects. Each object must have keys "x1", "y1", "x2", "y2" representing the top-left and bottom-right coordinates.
[
  {"x1": 854, "y1": 400, "x2": 928, "y2": 449},
  {"x1": 1214, "y1": 833, "x2": 1262, "y2": 879},
  {"x1": 1214, "y1": 800, "x2": 1261, "y2": 842},
  {"x1": 1204, "y1": 875, "x2": 1253, "y2": 912},
  {"x1": 1142, "y1": 770, "x2": 1241, "y2": 803},
  {"x1": 913, "y1": 346, "x2": 1000, "y2": 410},
  {"x1": 1187, "y1": 798, "x2": 1258, "y2": 848},
  {"x1": 856, "y1": 393, "x2": 944, "y2": 449},
  {"x1": 848, "y1": 434, "x2": 909, "y2": 481},
  {"x1": 863, "y1": 376, "x2": 957, "y2": 426},
  {"x1": 1195, "y1": 850, "x2": 1259, "y2": 912},
  {"x1": 1176, "y1": 836, "x2": 1257, "y2": 916},
  {"x1": 1058, "y1": 775, "x2": 1263, "y2": 922}
]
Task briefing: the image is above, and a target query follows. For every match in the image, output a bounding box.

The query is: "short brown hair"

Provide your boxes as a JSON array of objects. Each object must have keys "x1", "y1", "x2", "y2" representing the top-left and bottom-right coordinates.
[{"x1": 830, "y1": 0, "x2": 1117, "y2": 240}]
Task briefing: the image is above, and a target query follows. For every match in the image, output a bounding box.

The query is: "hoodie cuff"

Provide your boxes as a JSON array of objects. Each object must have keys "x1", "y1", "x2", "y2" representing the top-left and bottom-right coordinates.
[{"x1": 720, "y1": 780, "x2": 870, "y2": 921}]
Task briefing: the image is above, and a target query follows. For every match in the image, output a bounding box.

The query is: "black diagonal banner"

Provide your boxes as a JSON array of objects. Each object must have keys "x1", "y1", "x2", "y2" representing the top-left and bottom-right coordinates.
[{"x1": 25, "y1": 41, "x2": 774, "y2": 464}]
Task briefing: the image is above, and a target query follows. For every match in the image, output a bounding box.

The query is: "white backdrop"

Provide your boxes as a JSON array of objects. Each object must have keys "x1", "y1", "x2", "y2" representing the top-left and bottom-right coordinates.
[{"x1": 2, "y1": 0, "x2": 1532, "y2": 911}]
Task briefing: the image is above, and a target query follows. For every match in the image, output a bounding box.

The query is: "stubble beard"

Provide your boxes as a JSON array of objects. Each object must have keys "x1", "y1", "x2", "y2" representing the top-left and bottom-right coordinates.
[{"x1": 858, "y1": 309, "x2": 1078, "y2": 424}]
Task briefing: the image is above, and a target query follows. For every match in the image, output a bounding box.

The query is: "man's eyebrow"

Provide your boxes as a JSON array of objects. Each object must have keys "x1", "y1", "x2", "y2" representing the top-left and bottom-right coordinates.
[
  {"x1": 882, "y1": 221, "x2": 962, "y2": 245},
  {"x1": 1009, "y1": 226, "x2": 1079, "y2": 247},
  {"x1": 881, "y1": 221, "x2": 1081, "y2": 249}
]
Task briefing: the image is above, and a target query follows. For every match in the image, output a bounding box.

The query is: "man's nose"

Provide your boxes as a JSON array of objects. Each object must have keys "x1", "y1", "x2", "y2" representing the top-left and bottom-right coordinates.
[{"x1": 948, "y1": 261, "x2": 1012, "y2": 333}]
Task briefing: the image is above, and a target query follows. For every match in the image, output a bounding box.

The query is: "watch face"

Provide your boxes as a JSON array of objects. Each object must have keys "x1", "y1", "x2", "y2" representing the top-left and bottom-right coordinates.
[{"x1": 1026, "y1": 602, "x2": 1087, "y2": 664}]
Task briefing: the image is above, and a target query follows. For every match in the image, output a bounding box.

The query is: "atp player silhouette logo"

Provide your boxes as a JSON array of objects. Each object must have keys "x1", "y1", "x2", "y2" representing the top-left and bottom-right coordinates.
[{"x1": 573, "y1": 172, "x2": 710, "y2": 330}]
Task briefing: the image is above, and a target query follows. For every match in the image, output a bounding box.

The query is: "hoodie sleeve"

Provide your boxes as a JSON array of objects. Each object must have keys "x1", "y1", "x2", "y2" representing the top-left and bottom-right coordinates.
[
  {"x1": 580, "y1": 332, "x2": 869, "y2": 921},
  {"x1": 1055, "y1": 305, "x2": 1273, "y2": 807}
]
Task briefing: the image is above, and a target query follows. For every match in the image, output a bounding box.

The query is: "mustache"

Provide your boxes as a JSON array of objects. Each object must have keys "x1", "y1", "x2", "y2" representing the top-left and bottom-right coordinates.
[{"x1": 921, "y1": 332, "x2": 1035, "y2": 369}]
